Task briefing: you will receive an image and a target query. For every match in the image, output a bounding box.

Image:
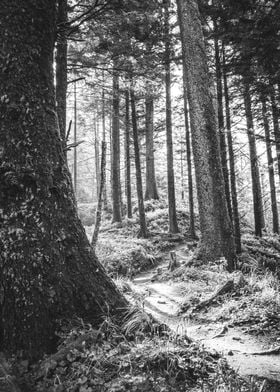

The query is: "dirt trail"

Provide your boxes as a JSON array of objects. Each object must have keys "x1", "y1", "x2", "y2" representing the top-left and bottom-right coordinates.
[{"x1": 131, "y1": 244, "x2": 280, "y2": 386}]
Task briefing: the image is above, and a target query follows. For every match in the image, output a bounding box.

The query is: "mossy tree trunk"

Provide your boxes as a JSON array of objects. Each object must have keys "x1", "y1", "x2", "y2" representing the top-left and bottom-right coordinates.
[
  {"x1": 176, "y1": 0, "x2": 236, "y2": 270},
  {"x1": 0, "y1": 0, "x2": 128, "y2": 359}
]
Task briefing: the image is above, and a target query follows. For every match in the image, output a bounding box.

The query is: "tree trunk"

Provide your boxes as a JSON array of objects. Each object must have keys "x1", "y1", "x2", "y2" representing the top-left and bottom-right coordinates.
[
  {"x1": 101, "y1": 71, "x2": 108, "y2": 209},
  {"x1": 269, "y1": 82, "x2": 280, "y2": 184},
  {"x1": 261, "y1": 94, "x2": 279, "y2": 233},
  {"x1": 182, "y1": 77, "x2": 196, "y2": 238},
  {"x1": 92, "y1": 141, "x2": 107, "y2": 248},
  {"x1": 0, "y1": 0, "x2": 128, "y2": 359},
  {"x1": 145, "y1": 83, "x2": 159, "y2": 200},
  {"x1": 73, "y1": 80, "x2": 77, "y2": 194},
  {"x1": 164, "y1": 0, "x2": 179, "y2": 234},
  {"x1": 243, "y1": 78, "x2": 264, "y2": 237},
  {"x1": 125, "y1": 89, "x2": 132, "y2": 218},
  {"x1": 214, "y1": 32, "x2": 232, "y2": 221},
  {"x1": 56, "y1": 0, "x2": 68, "y2": 147},
  {"x1": 176, "y1": 0, "x2": 236, "y2": 270},
  {"x1": 94, "y1": 112, "x2": 100, "y2": 199},
  {"x1": 111, "y1": 67, "x2": 122, "y2": 223},
  {"x1": 222, "y1": 49, "x2": 241, "y2": 253},
  {"x1": 130, "y1": 81, "x2": 148, "y2": 238}
]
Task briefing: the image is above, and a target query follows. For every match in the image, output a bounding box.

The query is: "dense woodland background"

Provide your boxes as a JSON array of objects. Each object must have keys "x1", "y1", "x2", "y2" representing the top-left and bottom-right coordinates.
[{"x1": 65, "y1": 0, "x2": 280, "y2": 243}]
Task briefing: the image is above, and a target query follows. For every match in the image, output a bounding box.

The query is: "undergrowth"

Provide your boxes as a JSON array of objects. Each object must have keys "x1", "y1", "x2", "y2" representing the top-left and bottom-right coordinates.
[{"x1": 26, "y1": 308, "x2": 263, "y2": 392}]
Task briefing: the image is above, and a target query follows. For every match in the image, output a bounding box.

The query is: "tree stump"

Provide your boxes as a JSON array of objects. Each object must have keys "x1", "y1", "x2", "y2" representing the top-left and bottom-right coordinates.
[{"x1": 168, "y1": 251, "x2": 178, "y2": 271}]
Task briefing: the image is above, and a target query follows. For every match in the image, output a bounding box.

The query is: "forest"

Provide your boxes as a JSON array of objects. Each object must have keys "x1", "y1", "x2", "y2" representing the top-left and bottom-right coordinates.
[{"x1": 1, "y1": 0, "x2": 280, "y2": 391}]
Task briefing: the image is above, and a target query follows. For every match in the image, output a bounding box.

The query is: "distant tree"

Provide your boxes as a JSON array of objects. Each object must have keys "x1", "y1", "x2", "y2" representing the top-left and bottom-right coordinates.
[
  {"x1": 145, "y1": 82, "x2": 159, "y2": 200},
  {"x1": 243, "y1": 76, "x2": 264, "y2": 237},
  {"x1": 164, "y1": 0, "x2": 179, "y2": 234},
  {"x1": 182, "y1": 80, "x2": 196, "y2": 238},
  {"x1": 92, "y1": 141, "x2": 107, "y2": 248},
  {"x1": 260, "y1": 92, "x2": 279, "y2": 234},
  {"x1": 111, "y1": 66, "x2": 122, "y2": 223},
  {"x1": 176, "y1": 0, "x2": 236, "y2": 270},
  {"x1": 130, "y1": 79, "x2": 149, "y2": 238},
  {"x1": 0, "y1": 0, "x2": 128, "y2": 359},
  {"x1": 125, "y1": 89, "x2": 132, "y2": 218},
  {"x1": 222, "y1": 49, "x2": 241, "y2": 253},
  {"x1": 213, "y1": 32, "x2": 232, "y2": 221}
]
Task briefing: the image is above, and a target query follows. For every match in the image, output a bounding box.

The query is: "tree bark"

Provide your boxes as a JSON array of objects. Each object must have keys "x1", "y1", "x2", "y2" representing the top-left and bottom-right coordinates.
[
  {"x1": 222, "y1": 49, "x2": 241, "y2": 253},
  {"x1": 164, "y1": 0, "x2": 179, "y2": 234},
  {"x1": 111, "y1": 67, "x2": 122, "y2": 222},
  {"x1": 130, "y1": 81, "x2": 148, "y2": 238},
  {"x1": 176, "y1": 0, "x2": 236, "y2": 270},
  {"x1": 0, "y1": 0, "x2": 128, "y2": 359},
  {"x1": 261, "y1": 94, "x2": 279, "y2": 233},
  {"x1": 214, "y1": 33, "x2": 232, "y2": 221},
  {"x1": 243, "y1": 78, "x2": 264, "y2": 237},
  {"x1": 125, "y1": 89, "x2": 132, "y2": 218},
  {"x1": 145, "y1": 83, "x2": 159, "y2": 200},
  {"x1": 182, "y1": 82, "x2": 196, "y2": 238},
  {"x1": 56, "y1": 0, "x2": 68, "y2": 146}
]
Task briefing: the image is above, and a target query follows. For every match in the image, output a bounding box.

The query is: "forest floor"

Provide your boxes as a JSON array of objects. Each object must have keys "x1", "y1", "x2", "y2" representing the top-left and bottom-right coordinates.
[
  {"x1": 15, "y1": 203, "x2": 280, "y2": 392},
  {"x1": 129, "y1": 242, "x2": 280, "y2": 387}
]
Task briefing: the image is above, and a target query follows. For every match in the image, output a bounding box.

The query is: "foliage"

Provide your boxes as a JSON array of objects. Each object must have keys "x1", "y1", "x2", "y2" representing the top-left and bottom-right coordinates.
[{"x1": 21, "y1": 312, "x2": 259, "y2": 392}]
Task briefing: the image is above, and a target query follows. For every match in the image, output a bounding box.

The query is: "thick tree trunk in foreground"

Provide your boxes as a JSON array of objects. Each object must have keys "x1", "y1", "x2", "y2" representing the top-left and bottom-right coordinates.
[
  {"x1": 261, "y1": 94, "x2": 279, "y2": 234},
  {"x1": 145, "y1": 84, "x2": 159, "y2": 200},
  {"x1": 56, "y1": 0, "x2": 68, "y2": 145},
  {"x1": 164, "y1": 0, "x2": 179, "y2": 234},
  {"x1": 243, "y1": 79, "x2": 264, "y2": 237},
  {"x1": 222, "y1": 50, "x2": 241, "y2": 253},
  {"x1": 111, "y1": 67, "x2": 122, "y2": 223},
  {"x1": 130, "y1": 82, "x2": 148, "y2": 238},
  {"x1": 0, "y1": 1, "x2": 128, "y2": 359},
  {"x1": 182, "y1": 80, "x2": 196, "y2": 238},
  {"x1": 176, "y1": 0, "x2": 236, "y2": 270},
  {"x1": 125, "y1": 90, "x2": 132, "y2": 218}
]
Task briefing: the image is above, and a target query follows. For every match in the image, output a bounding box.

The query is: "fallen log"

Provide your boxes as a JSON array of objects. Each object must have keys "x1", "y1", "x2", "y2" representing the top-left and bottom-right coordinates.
[
  {"x1": 245, "y1": 245, "x2": 280, "y2": 261},
  {"x1": 194, "y1": 280, "x2": 234, "y2": 311}
]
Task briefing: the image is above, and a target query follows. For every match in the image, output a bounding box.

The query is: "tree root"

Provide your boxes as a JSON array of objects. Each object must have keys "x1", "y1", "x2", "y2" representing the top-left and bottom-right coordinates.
[{"x1": 249, "y1": 346, "x2": 280, "y2": 356}]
